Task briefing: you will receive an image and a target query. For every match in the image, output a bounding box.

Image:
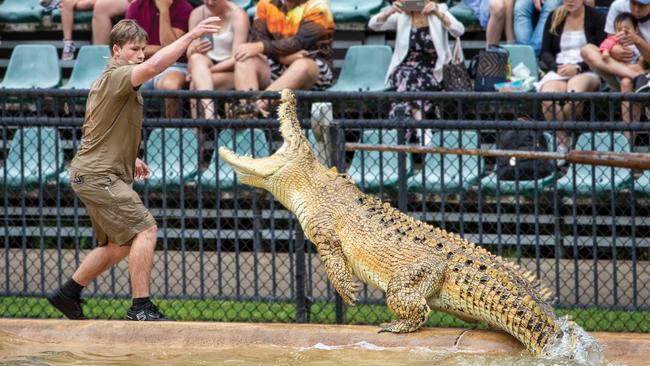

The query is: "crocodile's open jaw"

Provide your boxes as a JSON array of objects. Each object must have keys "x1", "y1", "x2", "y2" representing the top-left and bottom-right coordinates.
[{"x1": 218, "y1": 90, "x2": 304, "y2": 187}]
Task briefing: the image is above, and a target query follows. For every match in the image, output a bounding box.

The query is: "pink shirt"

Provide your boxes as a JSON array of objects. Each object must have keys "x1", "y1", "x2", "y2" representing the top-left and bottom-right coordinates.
[{"x1": 126, "y1": 0, "x2": 193, "y2": 47}]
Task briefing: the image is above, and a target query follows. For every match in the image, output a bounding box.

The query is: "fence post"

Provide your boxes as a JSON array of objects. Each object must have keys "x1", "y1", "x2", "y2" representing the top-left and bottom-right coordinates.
[
  {"x1": 332, "y1": 119, "x2": 347, "y2": 324},
  {"x1": 295, "y1": 223, "x2": 308, "y2": 323},
  {"x1": 395, "y1": 105, "x2": 408, "y2": 212}
]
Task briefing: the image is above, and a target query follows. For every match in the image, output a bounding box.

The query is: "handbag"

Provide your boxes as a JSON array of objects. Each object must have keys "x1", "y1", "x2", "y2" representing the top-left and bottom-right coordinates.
[
  {"x1": 469, "y1": 44, "x2": 510, "y2": 92},
  {"x1": 442, "y1": 37, "x2": 473, "y2": 92}
]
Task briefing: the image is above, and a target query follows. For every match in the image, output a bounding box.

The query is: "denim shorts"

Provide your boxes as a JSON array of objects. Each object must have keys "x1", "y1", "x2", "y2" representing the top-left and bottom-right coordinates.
[{"x1": 140, "y1": 63, "x2": 188, "y2": 90}]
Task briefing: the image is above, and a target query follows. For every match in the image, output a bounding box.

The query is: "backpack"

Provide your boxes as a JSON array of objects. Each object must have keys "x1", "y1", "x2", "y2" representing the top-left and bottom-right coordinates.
[
  {"x1": 469, "y1": 45, "x2": 509, "y2": 92},
  {"x1": 496, "y1": 130, "x2": 556, "y2": 181}
]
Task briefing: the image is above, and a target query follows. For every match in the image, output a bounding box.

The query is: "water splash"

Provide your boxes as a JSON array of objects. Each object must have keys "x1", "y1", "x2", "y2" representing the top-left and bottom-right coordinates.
[{"x1": 542, "y1": 315, "x2": 604, "y2": 365}]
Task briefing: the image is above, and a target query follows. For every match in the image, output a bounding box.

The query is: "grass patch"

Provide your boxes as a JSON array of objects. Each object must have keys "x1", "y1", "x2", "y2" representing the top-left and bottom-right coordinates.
[{"x1": 1, "y1": 296, "x2": 648, "y2": 333}]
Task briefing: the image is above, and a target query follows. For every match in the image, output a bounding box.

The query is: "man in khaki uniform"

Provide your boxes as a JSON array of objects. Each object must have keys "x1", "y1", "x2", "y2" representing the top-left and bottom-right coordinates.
[{"x1": 48, "y1": 17, "x2": 220, "y2": 321}]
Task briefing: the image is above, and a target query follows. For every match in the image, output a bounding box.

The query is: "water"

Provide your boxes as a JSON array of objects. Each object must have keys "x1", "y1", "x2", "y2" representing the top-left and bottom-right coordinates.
[{"x1": 0, "y1": 336, "x2": 594, "y2": 366}]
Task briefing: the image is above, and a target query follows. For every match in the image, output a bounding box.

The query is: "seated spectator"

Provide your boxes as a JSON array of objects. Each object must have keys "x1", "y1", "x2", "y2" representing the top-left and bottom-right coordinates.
[
  {"x1": 513, "y1": 0, "x2": 563, "y2": 55},
  {"x1": 127, "y1": 0, "x2": 193, "y2": 118},
  {"x1": 369, "y1": 1, "x2": 464, "y2": 121},
  {"x1": 231, "y1": 0, "x2": 334, "y2": 118},
  {"x1": 536, "y1": 0, "x2": 606, "y2": 158},
  {"x1": 187, "y1": 0, "x2": 249, "y2": 119},
  {"x1": 582, "y1": 0, "x2": 650, "y2": 140},
  {"x1": 463, "y1": 0, "x2": 515, "y2": 46},
  {"x1": 92, "y1": 0, "x2": 132, "y2": 45}
]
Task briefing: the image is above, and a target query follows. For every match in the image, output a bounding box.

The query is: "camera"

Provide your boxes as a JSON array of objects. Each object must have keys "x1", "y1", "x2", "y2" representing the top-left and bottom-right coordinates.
[
  {"x1": 200, "y1": 34, "x2": 213, "y2": 47},
  {"x1": 401, "y1": 0, "x2": 426, "y2": 12}
]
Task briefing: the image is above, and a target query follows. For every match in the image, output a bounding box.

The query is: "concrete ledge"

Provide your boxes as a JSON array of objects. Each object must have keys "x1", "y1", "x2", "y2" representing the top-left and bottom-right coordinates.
[{"x1": 1, "y1": 319, "x2": 648, "y2": 365}]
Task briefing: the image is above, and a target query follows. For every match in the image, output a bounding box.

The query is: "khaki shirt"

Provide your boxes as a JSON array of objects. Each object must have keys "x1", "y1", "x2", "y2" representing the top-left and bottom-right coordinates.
[{"x1": 70, "y1": 60, "x2": 143, "y2": 184}]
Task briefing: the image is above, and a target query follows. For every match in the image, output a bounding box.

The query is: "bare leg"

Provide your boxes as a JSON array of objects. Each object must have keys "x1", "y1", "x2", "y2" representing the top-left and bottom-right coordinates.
[
  {"x1": 155, "y1": 71, "x2": 187, "y2": 118},
  {"x1": 620, "y1": 77, "x2": 639, "y2": 141},
  {"x1": 541, "y1": 80, "x2": 569, "y2": 148},
  {"x1": 189, "y1": 53, "x2": 217, "y2": 119},
  {"x1": 504, "y1": 0, "x2": 515, "y2": 42},
  {"x1": 128, "y1": 225, "x2": 158, "y2": 298},
  {"x1": 561, "y1": 74, "x2": 601, "y2": 146},
  {"x1": 71, "y1": 242, "x2": 131, "y2": 286},
  {"x1": 264, "y1": 58, "x2": 319, "y2": 91},
  {"x1": 581, "y1": 44, "x2": 642, "y2": 80},
  {"x1": 233, "y1": 56, "x2": 271, "y2": 91},
  {"x1": 486, "y1": 0, "x2": 506, "y2": 45},
  {"x1": 92, "y1": 0, "x2": 128, "y2": 45},
  {"x1": 61, "y1": 0, "x2": 95, "y2": 41}
]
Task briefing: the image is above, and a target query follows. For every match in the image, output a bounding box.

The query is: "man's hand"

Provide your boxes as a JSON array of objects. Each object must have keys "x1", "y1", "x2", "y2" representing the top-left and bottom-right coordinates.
[
  {"x1": 422, "y1": 1, "x2": 439, "y2": 16},
  {"x1": 234, "y1": 42, "x2": 264, "y2": 62},
  {"x1": 557, "y1": 64, "x2": 579, "y2": 78},
  {"x1": 533, "y1": 0, "x2": 544, "y2": 11},
  {"x1": 391, "y1": 1, "x2": 404, "y2": 13},
  {"x1": 135, "y1": 158, "x2": 151, "y2": 181},
  {"x1": 187, "y1": 16, "x2": 222, "y2": 41},
  {"x1": 154, "y1": 0, "x2": 173, "y2": 11},
  {"x1": 611, "y1": 44, "x2": 634, "y2": 63}
]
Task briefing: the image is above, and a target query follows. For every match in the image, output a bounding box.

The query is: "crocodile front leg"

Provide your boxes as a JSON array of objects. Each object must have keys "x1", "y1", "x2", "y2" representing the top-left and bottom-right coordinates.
[
  {"x1": 380, "y1": 256, "x2": 447, "y2": 333},
  {"x1": 311, "y1": 231, "x2": 360, "y2": 306}
]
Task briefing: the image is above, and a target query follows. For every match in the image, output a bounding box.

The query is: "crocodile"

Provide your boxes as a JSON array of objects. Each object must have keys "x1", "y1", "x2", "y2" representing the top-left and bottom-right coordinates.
[{"x1": 218, "y1": 90, "x2": 602, "y2": 363}]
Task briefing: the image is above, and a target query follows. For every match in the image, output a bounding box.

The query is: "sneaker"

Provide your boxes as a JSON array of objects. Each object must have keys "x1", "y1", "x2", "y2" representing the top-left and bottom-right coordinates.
[
  {"x1": 47, "y1": 290, "x2": 87, "y2": 320},
  {"x1": 126, "y1": 302, "x2": 170, "y2": 321},
  {"x1": 40, "y1": 0, "x2": 61, "y2": 11},
  {"x1": 634, "y1": 73, "x2": 650, "y2": 93},
  {"x1": 62, "y1": 41, "x2": 76, "y2": 61}
]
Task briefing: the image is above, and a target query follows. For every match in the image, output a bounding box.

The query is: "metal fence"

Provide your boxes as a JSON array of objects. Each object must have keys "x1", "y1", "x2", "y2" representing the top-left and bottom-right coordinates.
[{"x1": 1, "y1": 89, "x2": 649, "y2": 330}]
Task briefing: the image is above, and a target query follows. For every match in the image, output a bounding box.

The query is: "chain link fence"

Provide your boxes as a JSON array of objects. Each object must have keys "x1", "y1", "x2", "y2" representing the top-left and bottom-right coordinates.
[{"x1": 0, "y1": 89, "x2": 649, "y2": 330}]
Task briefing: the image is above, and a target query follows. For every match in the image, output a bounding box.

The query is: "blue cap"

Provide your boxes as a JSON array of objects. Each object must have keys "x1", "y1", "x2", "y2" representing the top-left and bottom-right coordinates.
[{"x1": 632, "y1": 0, "x2": 650, "y2": 5}]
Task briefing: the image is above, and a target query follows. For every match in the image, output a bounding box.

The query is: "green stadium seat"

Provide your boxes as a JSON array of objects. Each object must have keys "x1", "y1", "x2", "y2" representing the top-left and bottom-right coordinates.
[
  {"x1": 480, "y1": 133, "x2": 556, "y2": 196},
  {"x1": 501, "y1": 44, "x2": 539, "y2": 81},
  {"x1": 61, "y1": 45, "x2": 111, "y2": 89},
  {"x1": 449, "y1": 2, "x2": 479, "y2": 26},
  {"x1": 247, "y1": 5, "x2": 256, "y2": 21},
  {"x1": 137, "y1": 129, "x2": 200, "y2": 191},
  {"x1": 232, "y1": 0, "x2": 253, "y2": 9},
  {"x1": 328, "y1": 45, "x2": 392, "y2": 92},
  {"x1": 556, "y1": 133, "x2": 633, "y2": 198},
  {"x1": 199, "y1": 128, "x2": 269, "y2": 191},
  {"x1": 1, "y1": 127, "x2": 64, "y2": 189},
  {"x1": 634, "y1": 169, "x2": 650, "y2": 198},
  {"x1": 0, "y1": 45, "x2": 61, "y2": 89},
  {"x1": 348, "y1": 129, "x2": 413, "y2": 193},
  {"x1": 51, "y1": 9, "x2": 93, "y2": 23},
  {"x1": 330, "y1": 0, "x2": 384, "y2": 23},
  {"x1": 408, "y1": 130, "x2": 482, "y2": 195},
  {"x1": 0, "y1": 0, "x2": 43, "y2": 23}
]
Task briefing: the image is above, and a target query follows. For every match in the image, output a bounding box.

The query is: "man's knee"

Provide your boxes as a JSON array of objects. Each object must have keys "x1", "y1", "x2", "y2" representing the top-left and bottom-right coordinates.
[
  {"x1": 290, "y1": 58, "x2": 319, "y2": 80},
  {"x1": 513, "y1": 0, "x2": 530, "y2": 16},
  {"x1": 620, "y1": 77, "x2": 634, "y2": 91}
]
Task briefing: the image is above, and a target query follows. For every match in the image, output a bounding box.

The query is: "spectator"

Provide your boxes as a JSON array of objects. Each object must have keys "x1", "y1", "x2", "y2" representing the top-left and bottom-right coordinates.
[
  {"x1": 40, "y1": 0, "x2": 98, "y2": 60},
  {"x1": 187, "y1": 0, "x2": 249, "y2": 119},
  {"x1": 126, "y1": 0, "x2": 194, "y2": 118},
  {"x1": 463, "y1": 0, "x2": 515, "y2": 46},
  {"x1": 231, "y1": 0, "x2": 334, "y2": 118},
  {"x1": 536, "y1": 0, "x2": 606, "y2": 157},
  {"x1": 92, "y1": 0, "x2": 132, "y2": 45},
  {"x1": 513, "y1": 0, "x2": 563, "y2": 55},
  {"x1": 582, "y1": 0, "x2": 650, "y2": 139},
  {"x1": 369, "y1": 1, "x2": 464, "y2": 120}
]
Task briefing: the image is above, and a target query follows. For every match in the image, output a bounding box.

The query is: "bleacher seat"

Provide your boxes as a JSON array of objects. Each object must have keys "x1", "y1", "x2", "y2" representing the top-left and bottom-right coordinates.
[
  {"x1": 501, "y1": 44, "x2": 539, "y2": 81},
  {"x1": 199, "y1": 128, "x2": 269, "y2": 191},
  {"x1": 330, "y1": 0, "x2": 384, "y2": 23},
  {"x1": 61, "y1": 45, "x2": 110, "y2": 89},
  {"x1": 556, "y1": 133, "x2": 633, "y2": 198},
  {"x1": 479, "y1": 133, "x2": 556, "y2": 196},
  {"x1": 408, "y1": 130, "x2": 482, "y2": 195},
  {"x1": 1, "y1": 127, "x2": 64, "y2": 189},
  {"x1": 348, "y1": 129, "x2": 413, "y2": 192},
  {"x1": 232, "y1": 0, "x2": 253, "y2": 9},
  {"x1": 247, "y1": 5, "x2": 257, "y2": 20},
  {"x1": 0, "y1": 45, "x2": 61, "y2": 89},
  {"x1": 0, "y1": 0, "x2": 43, "y2": 23},
  {"x1": 449, "y1": 2, "x2": 479, "y2": 26},
  {"x1": 328, "y1": 45, "x2": 392, "y2": 92},
  {"x1": 137, "y1": 128, "x2": 200, "y2": 191},
  {"x1": 52, "y1": 9, "x2": 93, "y2": 23}
]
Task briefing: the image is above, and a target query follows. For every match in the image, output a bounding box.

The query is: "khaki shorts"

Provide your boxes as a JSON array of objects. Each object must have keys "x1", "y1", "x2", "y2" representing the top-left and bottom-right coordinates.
[{"x1": 70, "y1": 172, "x2": 156, "y2": 246}]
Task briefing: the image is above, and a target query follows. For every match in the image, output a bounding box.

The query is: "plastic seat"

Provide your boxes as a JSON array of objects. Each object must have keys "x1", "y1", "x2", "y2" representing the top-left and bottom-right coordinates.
[
  {"x1": 480, "y1": 133, "x2": 556, "y2": 196},
  {"x1": 0, "y1": 45, "x2": 61, "y2": 89},
  {"x1": 137, "y1": 129, "x2": 200, "y2": 191},
  {"x1": 449, "y1": 2, "x2": 479, "y2": 26},
  {"x1": 247, "y1": 5, "x2": 256, "y2": 21},
  {"x1": 634, "y1": 169, "x2": 650, "y2": 198},
  {"x1": 330, "y1": 0, "x2": 384, "y2": 23},
  {"x1": 328, "y1": 45, "x2": 392, "y2": 92},
  {"x1": 199, "y1": 129, "x2": 269, "y2": 191},
  {"x1": 232, "y1": 0, "x2": 252, "y2": 9},
  {"x1": 61, "y1": 45, "x2": 111, "y2": 89},
  {"x1": 501, "y1": 44, "x2": 539, "y2": 81},
  {"x1": 1, "y1": 127, "x2": 64, "y2": 189},
  {"x1": 408, "y1": 130, "x2": 482, "y2": 195},
  {"x1": 556, "y1": 133, "x2": 632, "y2": 198},
  {"x1": 52, "y1": 9, "x2": 93, "y2": 23},
  {"x1": 0, "y1": 0, "x2": 43, "y2": 23},
  {"x1": 348, "y1": 129, "x2": 413, "y2": 193}
]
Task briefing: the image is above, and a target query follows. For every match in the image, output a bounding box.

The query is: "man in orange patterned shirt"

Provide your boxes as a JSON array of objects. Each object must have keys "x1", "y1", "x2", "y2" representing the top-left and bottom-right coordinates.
[{"x1": 232, "y1": 0, "x2": 334, "y2": 116}]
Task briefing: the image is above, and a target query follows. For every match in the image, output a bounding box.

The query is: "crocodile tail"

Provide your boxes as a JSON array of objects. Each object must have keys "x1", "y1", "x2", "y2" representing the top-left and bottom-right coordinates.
[{"x1": 542, "y1": 316, "x2": 604, "y2": 365}]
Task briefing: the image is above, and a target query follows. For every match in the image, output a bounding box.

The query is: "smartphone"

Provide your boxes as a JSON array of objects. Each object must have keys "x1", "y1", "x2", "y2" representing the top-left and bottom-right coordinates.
[
  {"x1": 401, "y1": 0, "x2": 426, "y2": 12},
  {"x1": 200, "y1": 34, "x2": 213, "y2": 47}
]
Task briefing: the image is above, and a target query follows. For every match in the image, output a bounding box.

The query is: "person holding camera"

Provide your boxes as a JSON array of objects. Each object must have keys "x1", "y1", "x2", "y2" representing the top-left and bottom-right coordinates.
[
  {"x1": 187, "y1": 0, "x2": 250, "y2": 120},
  {"x1": 369, "y1": 0, "x2": 464, "y2": 120}
]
